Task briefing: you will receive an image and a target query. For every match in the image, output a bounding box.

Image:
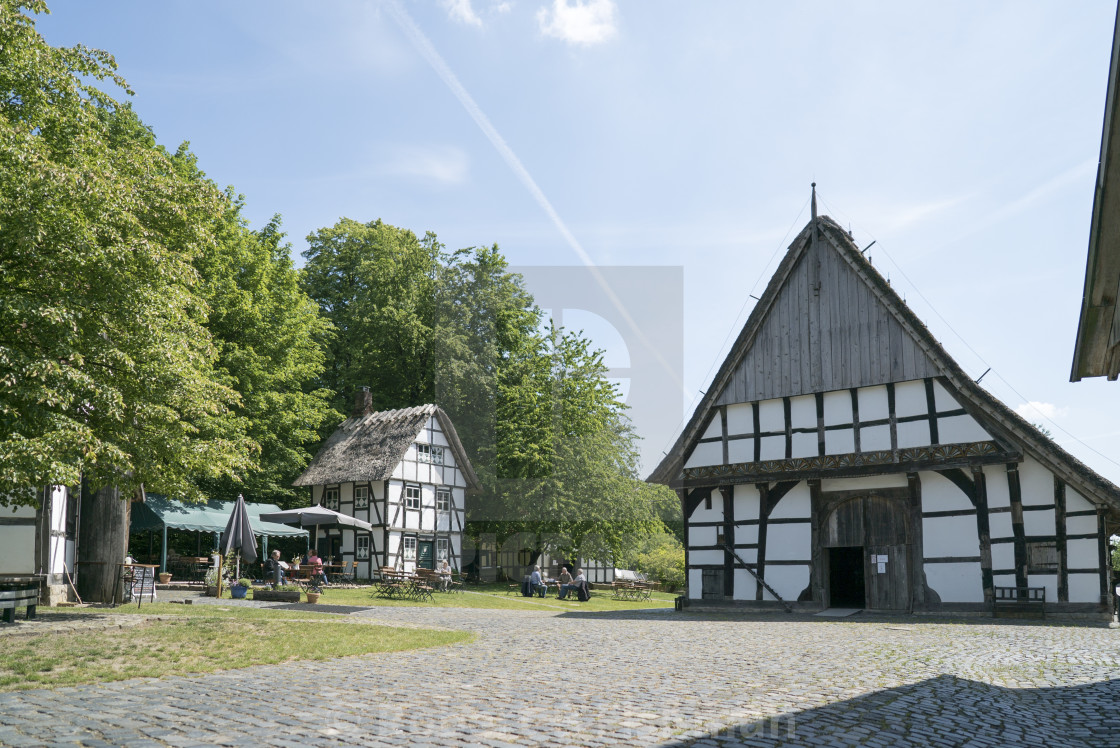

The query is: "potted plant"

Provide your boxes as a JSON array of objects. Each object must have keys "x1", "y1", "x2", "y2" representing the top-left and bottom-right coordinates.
[
  {"x1": 305, "y1": 581, "x2": 323, "y2": 604},
  {"x1": 230, "y1": 578, "x2": 252, "y2": 599},
  {"x1": 204, "y1": 566, "x2": 220, "y2": 597},
  {"x1": 158, "y1": 572, "x2": 172, "y2": 585}
]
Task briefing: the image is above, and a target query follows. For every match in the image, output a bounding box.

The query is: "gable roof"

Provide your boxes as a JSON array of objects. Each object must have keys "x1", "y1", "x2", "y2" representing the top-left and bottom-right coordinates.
[
  {"x1": 293, "y1": 404, "x2": 480, "y2": 490},
  {"x1": 650, "y1": 215, "x2": 1120, "y2": 514}
]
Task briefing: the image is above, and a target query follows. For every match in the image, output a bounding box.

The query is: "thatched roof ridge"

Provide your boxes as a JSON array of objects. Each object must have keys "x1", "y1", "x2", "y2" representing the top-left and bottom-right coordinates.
[{"x1": 293, "y1": 404, "x2": 479, "y2": 490}]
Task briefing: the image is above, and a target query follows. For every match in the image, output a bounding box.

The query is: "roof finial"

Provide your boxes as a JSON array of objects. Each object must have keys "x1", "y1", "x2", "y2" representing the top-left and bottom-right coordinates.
[{"x1": 811, "y1": 182, "x2": 817, "y2": 222}]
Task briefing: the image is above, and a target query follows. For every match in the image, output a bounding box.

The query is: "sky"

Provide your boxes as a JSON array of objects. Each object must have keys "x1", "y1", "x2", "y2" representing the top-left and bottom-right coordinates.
[{"x1": 34, "y1": 0, "x2": 1120, "y2": 480}]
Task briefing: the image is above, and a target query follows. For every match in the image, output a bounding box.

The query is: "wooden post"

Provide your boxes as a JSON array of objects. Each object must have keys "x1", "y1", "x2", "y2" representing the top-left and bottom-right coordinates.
[
  {"x1": 1007, "y1": 465, "x2": 1028, "y2": 591},
  {"x1": 972, "y1": 466, "x2": 993, "y2": 604},
  {"x1": 1054, "y1": 477, "x2": 1068, "y2": 603},
  {"x1": 907, "y1": 472, "x2": 926, "y2": 611},
  {"x1": 721, "y1": 486, "x2": 734, "y2": 598}
]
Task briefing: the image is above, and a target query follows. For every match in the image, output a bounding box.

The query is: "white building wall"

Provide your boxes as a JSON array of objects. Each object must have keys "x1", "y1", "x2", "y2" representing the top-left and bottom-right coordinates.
[
  {"x1": 765, "y1": 524, "x2": 811, "y2": 560},
  {"x1": 0, "y1": 504, "x2": 35, "y2": 575},
  {"x1": 1018, "y1": 457, "x2": 1054, "y2": 506},
  {"x1": 925, "y1": 562, "x2": 984, "y2": 603},
  {"x1": 921, "y1": 471, "x2": 974, "y2": 512},
  {"x1": 769, "y1": 484, "x2": 811, "y2": 520},
  {"x1": 923, "y1": 515, "x2": 979, "y2": 558},
  {"x1": 762, "y1": 566, "x2": 808, "y2": 601},
  {"x1": 1068, "y1": 574, "x2": 1100, "y2": 603},
  {"x1": 732, "y1": 485, "x2": 760, "y2": 522}
]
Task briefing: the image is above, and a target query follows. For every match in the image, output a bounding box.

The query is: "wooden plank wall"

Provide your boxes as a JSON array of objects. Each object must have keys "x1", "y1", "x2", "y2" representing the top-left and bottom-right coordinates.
[{"x1": 717, "y1": 238, "x2": 940, "y2": 405}]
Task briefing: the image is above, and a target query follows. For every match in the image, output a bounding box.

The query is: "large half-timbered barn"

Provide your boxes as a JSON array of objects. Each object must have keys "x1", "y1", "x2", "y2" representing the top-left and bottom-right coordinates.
[
  {"x1": 294, "y1": 391, "x2": 478, "y2": 577},
  {"x1": 650, "y1": 207, "x2": 1120, "y2": 615}
]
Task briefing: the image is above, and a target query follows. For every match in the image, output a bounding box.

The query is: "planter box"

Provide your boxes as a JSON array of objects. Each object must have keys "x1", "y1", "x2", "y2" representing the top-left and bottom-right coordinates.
[{"x1": 252, "y1": 590, "x2": 300, "y2": 602}]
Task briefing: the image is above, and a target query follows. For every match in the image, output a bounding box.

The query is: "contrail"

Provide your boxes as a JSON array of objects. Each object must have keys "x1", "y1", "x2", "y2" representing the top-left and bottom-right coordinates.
[{"x1": 384, "y1": 0, "x2": 685, "y2": 398}]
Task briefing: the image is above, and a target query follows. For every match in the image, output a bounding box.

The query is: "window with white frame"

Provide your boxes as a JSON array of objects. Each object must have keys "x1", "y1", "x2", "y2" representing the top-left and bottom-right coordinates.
[
  {"x1": 404, "y1": 485, "x2": 421, "y2": 509},
  {"x1": 416, "y1": 443, "x2": 445, "y2": 465},
  {"x1": 403, "y1": 536, "x2": 417, "y2": 560},
  {"x1": 356, "y1": 535, "x2": 370, "y2": 560},
  {"x1": 436, "y1": 487, "x2": 451, "y2": 512},
  {"x1": 437, "y1": 537, "x2": 448, "y2": 561},
  {"x1": 354, "y1": 484, "x2": 369, "y2": 509},
  {"x1": 324, "y1": 486, "x2": 340, "y2": 511}
]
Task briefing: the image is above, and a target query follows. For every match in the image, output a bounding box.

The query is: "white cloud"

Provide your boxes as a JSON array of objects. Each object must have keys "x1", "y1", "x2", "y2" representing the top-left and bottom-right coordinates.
[
  {"x1": 1015, "y1": 401, "x2": 1069, "y2": 421},
  {"x1": 441, "y1": 0, "x2": 482, "y2": 27},
  {"x1": 537, "y1": 0, "x2": 618, "y2": 45},
  {"x1": 381, "y1": 145, "x2": 469, "y2": 186}
]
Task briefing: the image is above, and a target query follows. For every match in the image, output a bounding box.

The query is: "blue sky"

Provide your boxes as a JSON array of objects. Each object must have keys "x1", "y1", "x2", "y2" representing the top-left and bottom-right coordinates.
[{"x1": 36, "y1": 1, "x2": 1120, "y2": 479}]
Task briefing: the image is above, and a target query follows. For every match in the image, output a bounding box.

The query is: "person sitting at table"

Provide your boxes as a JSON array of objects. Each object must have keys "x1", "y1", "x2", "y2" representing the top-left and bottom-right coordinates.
[
  {"x1": 557, "y1": 566, "x2": 573, "y2": 587},
  {"x1": 436, "y1": 559, "x2": 452, "y2": 591},
  {"x1": 529, "y1": 564, "x2": 547, "y2": 598},
  {"x1": 307, "y1": 549, "x2": 329, "y2": 587},
  {"x1": 263, "y1": 549, "x2": 286, "y2": 587},
  {"x1": 558, "y1": 568, "x2": 587, "y2": 600}
]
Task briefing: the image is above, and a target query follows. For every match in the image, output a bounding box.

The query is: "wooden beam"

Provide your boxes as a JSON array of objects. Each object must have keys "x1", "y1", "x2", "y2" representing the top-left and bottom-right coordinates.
[
  {"x1": 720, "y1": 406, "x2": 729, "y2": 466},
  {"x1": 972, "y1": 466, "x2": 993, "y2": 603},
  {"x1": 1055, "y1": 477, "x2": 1068, "y2": 603},
  {"x1": 924, "y1": 378, "x2": 940, "y2": 444},
  {"x1": 809, "y1": 479, "x2": 823, "y2": 605},
  {"x1": 816, "y1": 392, "x2": 826, "y2": 457},
  {"x1": 755, "y1": 483, "x2": 769, "y2": 601},
  {"x1": 850, "y1": 388, "x2": 862, "y2": 453},
  {"x1": 907, "y1": 472, "x2": 926, "y2": 611},
  {"x1": 721, "y1": 485, "x2": 734, "y2": 598},
  {"x1": 1007, "y1": 465, "x2": 1028, "y2": 590},
  {"x1": 783, "y1": 397, "x2": 793, "y2": 460},
  {"x1": 752, "y1": 402, "x2": 761, "y2": 463}
]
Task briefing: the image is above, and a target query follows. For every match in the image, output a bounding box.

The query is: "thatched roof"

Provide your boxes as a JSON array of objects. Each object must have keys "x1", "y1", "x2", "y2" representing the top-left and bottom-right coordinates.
[
  {"x1": 293, "y1": 404, "x2": 479, "y2": 490},
  {"x1": 649, "y1": 215, "x2": 1120, "y2": 515}
]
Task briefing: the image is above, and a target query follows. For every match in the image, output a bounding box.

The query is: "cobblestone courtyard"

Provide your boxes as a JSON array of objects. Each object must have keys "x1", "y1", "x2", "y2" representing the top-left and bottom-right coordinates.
[{"x1": 1, "y1": 601, "x2": 1118, "y2": 747}]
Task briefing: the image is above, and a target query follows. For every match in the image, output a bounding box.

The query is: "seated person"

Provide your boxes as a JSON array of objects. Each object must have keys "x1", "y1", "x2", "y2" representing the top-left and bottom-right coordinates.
[
  {"x1": 436, "y1": 559, "x2": 453, "y2": 591},
  {"x1": 263, "y1": 550, "x2": 286, "y2": 587},
  {"x1": 529, "y1": 564, "x2": 548, "y2": 598},
  {"x1": 558, "y1": 568, "x2": 587, "y2": 600},
  {"x1": 307, "y1": 549, "x2": 329, "y2": 587},
  {"x1": 557, "y1": 566, "x2": 573, "y2": 586}
]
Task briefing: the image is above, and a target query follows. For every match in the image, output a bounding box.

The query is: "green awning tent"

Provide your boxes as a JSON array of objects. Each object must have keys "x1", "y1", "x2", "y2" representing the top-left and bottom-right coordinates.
[{"x1": 131, "y1": 495, "x2": 307, "y2": 572}]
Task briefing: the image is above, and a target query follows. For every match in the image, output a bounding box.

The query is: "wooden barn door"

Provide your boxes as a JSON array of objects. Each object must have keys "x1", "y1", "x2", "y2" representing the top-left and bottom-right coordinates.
[{"x1": 863, "y1": 496, "x2": 910, "y2": 611}]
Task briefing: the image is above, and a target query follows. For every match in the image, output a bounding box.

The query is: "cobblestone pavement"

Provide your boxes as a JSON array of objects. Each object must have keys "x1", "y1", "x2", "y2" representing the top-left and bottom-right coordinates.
[{"x1": 1, "y1": 602, "x2": 1118, "y2": 747}]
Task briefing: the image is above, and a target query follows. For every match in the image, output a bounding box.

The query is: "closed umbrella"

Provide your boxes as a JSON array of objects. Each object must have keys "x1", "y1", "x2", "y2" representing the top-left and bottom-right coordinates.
[{"x1": 220, "y1": 494, "x2": 258, "y2": 586}]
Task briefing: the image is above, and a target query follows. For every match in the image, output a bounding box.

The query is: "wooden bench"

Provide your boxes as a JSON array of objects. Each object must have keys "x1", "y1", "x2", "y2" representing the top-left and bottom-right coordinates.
[
  {"x1": 0, "y1": 582, "x2": 39, "y2": 624},
  {"x1": 992, "y1": 586, "x2": 1045, "y2": 619}
]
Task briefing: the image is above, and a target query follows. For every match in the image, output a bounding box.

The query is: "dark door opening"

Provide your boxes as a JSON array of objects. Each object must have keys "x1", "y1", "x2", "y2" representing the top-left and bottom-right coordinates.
[{"x1": 829, "y1": 546, "x2": 865, "y2": 608}]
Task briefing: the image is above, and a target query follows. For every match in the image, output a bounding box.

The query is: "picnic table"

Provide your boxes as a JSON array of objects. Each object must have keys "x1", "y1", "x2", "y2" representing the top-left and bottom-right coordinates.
[
  {"x1": 611, "y1": 580, "x2": 655, "y2": 601},
  {"x1": 373, "y1": 569, "x2": 433, "y2": 602}
]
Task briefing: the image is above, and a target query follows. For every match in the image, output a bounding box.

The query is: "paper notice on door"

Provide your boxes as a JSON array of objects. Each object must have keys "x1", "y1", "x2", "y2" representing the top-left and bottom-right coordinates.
[{"x1": 877, "y1": 562, "x2": 886, "y2": 574}]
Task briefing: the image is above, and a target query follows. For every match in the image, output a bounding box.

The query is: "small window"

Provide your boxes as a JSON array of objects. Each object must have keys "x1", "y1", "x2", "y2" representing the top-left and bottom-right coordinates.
[
  {"x1": 356, "y1": 535, "x2": 370, "y2": 560},
  {"x1": 1028, "y1": 541, "x2": 1058, "y2": 573},
  {"x1": 436, "y1": 488, "x2": 451, "y2": 512},
  {"x1": 416, "y1": 443, "x2": 445, "y2": 465},
  {"x1": 431, "y1": 446, "x2": 444, "y2": 465},
  {"x1": 354, "y1": 485, "x2": 369, "y2": 509},
  {"x1": 324, "y1": 486, "x2": 340, "y2": 511},
  {"x1": 405, "y1": 485, "x2": 421, "y2": 510},
  {"x1": 403, "y1": 536, "x2": 417, "y2": 560},
  {"x1": 437, "y1": 538, "x2": 449, "y2": 561}
]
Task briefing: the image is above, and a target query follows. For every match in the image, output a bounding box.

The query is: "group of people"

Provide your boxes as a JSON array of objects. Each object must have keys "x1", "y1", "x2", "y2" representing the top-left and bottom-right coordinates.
[
  {"x1": 262, "y1": 549, "x2": 331, "y2": 588},
  {"x1": 526, "y1": 565, "x2": 589, "y2": 601}
]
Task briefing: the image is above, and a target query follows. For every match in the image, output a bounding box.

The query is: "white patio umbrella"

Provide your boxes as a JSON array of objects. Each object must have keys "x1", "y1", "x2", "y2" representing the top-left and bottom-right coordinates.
[{"x1": 258, "y1": 506, "x2": 374, "y2": 560}]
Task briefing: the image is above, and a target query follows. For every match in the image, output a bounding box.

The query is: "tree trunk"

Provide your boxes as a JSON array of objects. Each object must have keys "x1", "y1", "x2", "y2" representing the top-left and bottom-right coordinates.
[{"x1": 76, "y1": 482, "x2": 131, "y2": 603}]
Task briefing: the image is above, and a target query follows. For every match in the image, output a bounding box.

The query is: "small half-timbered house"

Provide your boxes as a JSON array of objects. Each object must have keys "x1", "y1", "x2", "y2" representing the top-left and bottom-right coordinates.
[
  {"x1": 294, "y1": 391, "x2": 478, "y2": 577},
  {"x1": 650, "y1": 202, "x2": 1120, "y2": 615}
]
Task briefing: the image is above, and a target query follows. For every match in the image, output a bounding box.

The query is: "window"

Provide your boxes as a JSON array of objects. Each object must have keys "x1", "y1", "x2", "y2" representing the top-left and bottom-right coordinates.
[
  {"x1": 403, "y1": 536, "x2": 417, "y2": 560},
  {"x1": 436, "y1": 488, "x2": 451, "y2": 512},
  {"x1": 324, "y1": 486, "x2": 340, "y2": 511},
  {"x1": 416, "y1": 443, "x2": 445, "y2": 465},
  {"x1": 437, "y1": 537, "x2": 449, "y2": 561},
  {"x1": 354, "y1": 485, "x2": 369, "y2": 509},
  {"x1": 1028, "y1": 541, "x2": 1059, "y2": 573},
  {"x1": 356, "y1": 535, "x2": 370, "y2": 560},
  {"x1": 405, "y1": 485, "x2": 421, "y2": 510}
]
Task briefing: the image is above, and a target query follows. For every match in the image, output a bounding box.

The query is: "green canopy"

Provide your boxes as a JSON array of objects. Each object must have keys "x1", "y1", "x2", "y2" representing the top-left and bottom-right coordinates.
[{"x1": 131, "y1": 495, "x2": 307, "y2": 538}]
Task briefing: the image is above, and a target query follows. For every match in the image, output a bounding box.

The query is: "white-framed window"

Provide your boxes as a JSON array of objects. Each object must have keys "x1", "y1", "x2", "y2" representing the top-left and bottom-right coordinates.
[
  {"x1": 436, "y1": 487, "x2": 451, "y2": 512},
  {"x1": 403, "y1": 536, "x2": 417, "y2": 560},
  {"x1": 356, "y1": 535, "x2": 370, "y2": 560},
  {"x1": 354, "y1": 484, "x2": 369, "y2": 509},
  {"x1": 405, "y1": 485, "x2": 421, "y2": 510},
  {"x1": 437, "y1": 537, "x2": 449, "y2": 561},
  {"x1": 416, "y1": 443, "x2": 445, "y2": 465},
  {"x1": 324, "y1": 486, "x2": 340, "y2": 511}
]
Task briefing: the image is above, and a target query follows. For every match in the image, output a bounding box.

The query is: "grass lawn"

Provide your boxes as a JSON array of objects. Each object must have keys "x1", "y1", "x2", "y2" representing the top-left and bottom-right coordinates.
[{"x1": 2, "y1": 604, "x2": 470, "y2": 693}]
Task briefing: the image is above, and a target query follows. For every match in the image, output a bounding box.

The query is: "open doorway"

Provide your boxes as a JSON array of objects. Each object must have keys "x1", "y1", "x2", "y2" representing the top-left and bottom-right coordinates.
[{"x1": 828, "y1": 546, "x2": 865, "y2": 608}]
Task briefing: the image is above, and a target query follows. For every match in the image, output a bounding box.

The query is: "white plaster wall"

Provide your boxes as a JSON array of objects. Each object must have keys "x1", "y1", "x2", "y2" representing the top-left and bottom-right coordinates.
[
  {"x1": 897, "y1": 420, "x2": 931, "y2": 448},
  {"x1": 1068, "y1": 539, "x2": 1099, "y2": 569},
  {"x1": 726, "y1": 403, "x2": 753, "y2": 434},
  {"x1": 765, "y1": 524, "x2": 811, "y2": 560},
  {"x1": 0, "y1": 505, "x2": 34, "y2": 575},
  {"x1": 1017, "y1": 458, "x2": 1054, "y2": 506},
  {"x1": 823, "y1": 390, "x2": 852, "y2": 425},
  {"x1": 859, "y1": 385, "x2": 889, "y2": 420},
  {"x1": 732, "y1": 568, "x2": 753, "y2": 600},
  {"x1": 1066, "y1": 515, "x2": 1098, "y2": 535},
  {"x1": 937, "y1": 415, "x2": 990, "y2": 444},
  {"x1": 759, "y1": 399, "x2": 785, "y2": 431},
  {"x1": 689, "y1": 550, "x2": 724, "y2": 565},
  {"x1": 791, "y1": 432, "x2": 817, "y2": 458},
  {"x1": 770, "y1": 484, "x2": 811, "y2": 519},
  {"x1": 732, "y1": 485, "x2": 760, "y2": 522},
  {"x1": 921, "y1": 471, "x2": 975, "y2": 512},
  {"x1": 790, "y1": 395, "x2": 816, "y2": 429},
  {"x1": 825, "y1": 428, "x2": 855, "y2": 455},
  {"x1": 735, "y1": 524, "x2": 759, "y2": 545},
  {"x1": 728, "y1": 437, "x2": 753, "y2": 463},
  {"x1": 689, "y1": 526, "x2": 718, "y2": 547},
  {"x1": 931, "y1": 380, "x2": 960, "y2": 411},
  {"x1": 990, "y1": 543, "x2": 1015, "y2": 571},
  {"x1": 684, "y1": 441, "x2": 723, "y2": 468},
  {"x1": 1022, "y1": 508, "x2": 1056, "y2": 536},
  {"x1": 731, "y1": 548, "x2": 758, "y2": 565},
  {"x1": 1027, "y1": 574, "x2": 1058, "y2": 604},
  {"x1": 1066, "y1": 489, "x2": 1095, "y2": 513},
  {"x1": 861, "y1": 424, "x2": 891, "y2": 451},
  {"x1": 49, "y1": 487, "x2": 68, "y2": 576},
  {"x1": 925, "y1": 562, "x2": 984, "y2": 603},
  {"x1": 688, "y1": 568, "x2": 703, "y2": 599},
  {"x1": 983, "y1": 466, "x2": 1011, "y2": 509},
  {"x1": 992, "y1": 573, "x2": 1015, "y2": 587},
  {"x1": 431, "y1": 425, "x2": 449, "y2": 446},
  {"x1": 762, "y1": 565, "x2": 809, "y2": 601},
  {"x1": 923, "y1": 515, "x2": 979, "y2": 557},
  {"x1": 894, "y1": 380, "x2": 928, "y2": 417},
  {"x1": 1068, "y1": 573, "x2": 1101, "y2": 603},
  {"x1": 402, "y1": 461, "x2": 417, "y2": 482},
  {"x1": 701, "y1": 415, "x2": 722, "y2": 440},
  {"x1": 760, "y1": 435, "x2": 785, "y2": 461},
  {"x1": 689, "y1": 499, "x2": 723, "y2": 524},
  {"x1": 821, "y1": 474, "x2": 907, "y2": 491}
]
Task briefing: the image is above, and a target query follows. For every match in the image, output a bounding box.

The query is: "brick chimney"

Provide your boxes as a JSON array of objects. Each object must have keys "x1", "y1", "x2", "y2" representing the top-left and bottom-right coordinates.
[{"x1": 352, "y1": 386, "x2": 372, "y2": 417}]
